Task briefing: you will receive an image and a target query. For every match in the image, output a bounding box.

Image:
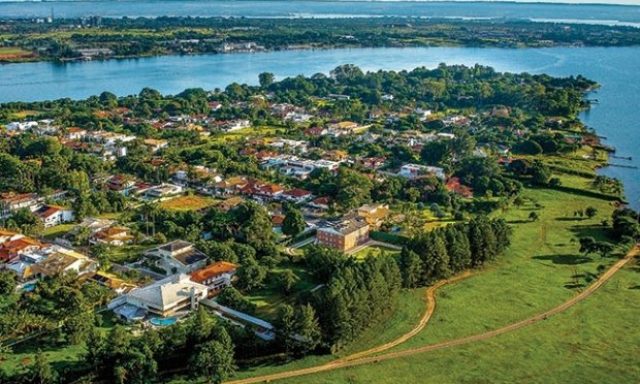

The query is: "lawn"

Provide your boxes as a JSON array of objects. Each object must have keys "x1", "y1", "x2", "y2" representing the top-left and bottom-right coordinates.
[
  {"x1": 41, "y1": 224, "x2": 75, "y2": 240},
  {"x1": 245, "y1": 263, "x2": 318, "y2": 322},
  {"x1": 351, "y1": 245, "x2": 400, "y2": 260},
  {"x1": 1, "y1": 311, "x2": 119, "y2": 376},
  {"x1": 387, "y1": 186, "x2": 621, "y2": 350},
  {"x1": 104, "y1": 244, "x2": 149, "y2": 264},
  {"x1": 159, "y1": 195, "x2": 219, "y2": 212},
  {"x1": 275, "y1": 260, "x2": 640, "y2": 384}
]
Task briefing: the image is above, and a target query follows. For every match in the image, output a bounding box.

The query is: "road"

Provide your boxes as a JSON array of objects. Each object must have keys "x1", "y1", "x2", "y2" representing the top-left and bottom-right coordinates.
[{"x1": 226, "y1": 245, "x2": 639, "y2": 384}]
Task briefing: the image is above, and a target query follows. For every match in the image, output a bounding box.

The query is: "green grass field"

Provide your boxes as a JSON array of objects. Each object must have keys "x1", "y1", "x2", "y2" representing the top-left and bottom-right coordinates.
[
  {"x1": 275, "y1": 261, "x2": 640, "y2": 384},
  {"x1": 351, "y1": 245, "x2": 401, "y2": 260},
  {"x1": 159, "y1": 195, "x2": 218, "y2": 211}
]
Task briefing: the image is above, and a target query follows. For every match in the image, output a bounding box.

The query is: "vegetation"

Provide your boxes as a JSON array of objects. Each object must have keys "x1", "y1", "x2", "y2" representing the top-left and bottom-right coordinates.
[{"x1": 2, "y1": 17, "x2": 640, "y2": 63}]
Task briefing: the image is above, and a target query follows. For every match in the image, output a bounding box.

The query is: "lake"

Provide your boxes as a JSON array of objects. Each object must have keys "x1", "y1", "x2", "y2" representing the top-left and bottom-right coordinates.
[
  {"x1": 0, "y1": 0, "x2": 640, "y2": 27},
  {"x1": 0, "y1": 46, "x2": 638, "y2": 208}
]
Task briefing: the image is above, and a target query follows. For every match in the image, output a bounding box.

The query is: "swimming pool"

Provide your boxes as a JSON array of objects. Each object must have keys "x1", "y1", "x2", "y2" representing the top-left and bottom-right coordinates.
[
  {"x1": 149, "y1": 317, "x2": 178, "y2": 327},
  {"x1": 22, "y1": 283, "x2": 36, "y2": 292}
]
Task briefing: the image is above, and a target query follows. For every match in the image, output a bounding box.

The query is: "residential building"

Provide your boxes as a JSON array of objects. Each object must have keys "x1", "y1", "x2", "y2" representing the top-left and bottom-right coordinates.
[
  {"x1": 0, "y1": 192, "x2": 40, "y2": 219},
  {"x1": 144, "y1": 240, "x2": 208, "y2": 275},
  {"x1": 316, "y1": 217, "x2": 370, "y2": 252},
  {"x1": 398, "y1": 164, "x2": 446, "y2": 181},
  {"x1": 282, "y1": 188, "x2": 313, "y2": 204},
  {"x1": 357, "y1": 204, "x2": 390, "y2": 229},
  {"x1": 143, "y1": 138, "x2": 169, "y2": 153},
  {"x1": 109, "y1": 274, "x2": 209, "y2": 321},
  {"x1": 0, "y1": 237, "x2": 41, "y2": 263},
  {"x1": 90, "y1": 226, "x2": 134, "y2": 246},
  {"x1": 35, "y1": 205, "x2": 74, "y2": 228},
  {"x1": 30, "y1": 246, "x2": 97, "y2": 279},
  {"x1": 190, "y1": 261, "x2": 238, "y2": 293},
  {"x1": 143, "y1": 183, "x2": 183, "y2": 199}
]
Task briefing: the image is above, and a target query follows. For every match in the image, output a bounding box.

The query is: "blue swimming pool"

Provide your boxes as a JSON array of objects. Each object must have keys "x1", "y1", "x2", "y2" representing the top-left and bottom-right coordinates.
[
  {"x1": 149, "y1": 317, "x2": 178, "y2": 327},
  {"x1": 22, "y1": 283, "x2": 36, "y2": 292}
]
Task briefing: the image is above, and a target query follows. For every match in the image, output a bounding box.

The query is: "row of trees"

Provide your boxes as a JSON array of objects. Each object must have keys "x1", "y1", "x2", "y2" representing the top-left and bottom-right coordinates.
[{"x1": 400, "y1": 216, "x2": 511, "y2": 288}]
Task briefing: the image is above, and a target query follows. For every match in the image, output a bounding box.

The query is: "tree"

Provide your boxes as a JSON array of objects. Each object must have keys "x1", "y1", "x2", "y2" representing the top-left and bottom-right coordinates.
[
  {"x1": 579, "y1": 237, "x2": 598, "y2": 255},
  {"x1": 585, "y1": 206, "x2": 598, "y2": 219},
  {"x1": 0, "y1": 271, "x2": 17, "y2": 295},
  {"x1": 294, "y1": 304, "x2": 322, "y2": 356},
  {"x1": 275, "y1": 304, "x2": 297, "y2": 356},
  {"x1": 282, "y1": 207, "x2": 306, "y2": 237},
  {"x1": 29, "y1": 351, "x2": 58, "y2": 384},
  {"x1": 190, "y1": 340, "x2": 235, "y2": 384},
  {"x1": 236, "y1": 256, "x2": 267, "y2": 292},
  {"x1": 398, "y1": 248, "x2": 422, "y2": 288},
  {"x1": 596, "y1": 241, "x2": 614, "y2": 259},
  {"x1": 278, "y1": 269, "x2": 298, "y2": 295},
  {"x1": 258, "y1": 72, "x2": 275, "y2": 88}
]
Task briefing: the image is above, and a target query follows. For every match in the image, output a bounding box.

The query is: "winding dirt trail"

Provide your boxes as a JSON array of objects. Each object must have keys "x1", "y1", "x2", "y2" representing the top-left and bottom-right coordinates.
[{"x1": 226, "y1": 245, "x2": 638, "y2": 384}]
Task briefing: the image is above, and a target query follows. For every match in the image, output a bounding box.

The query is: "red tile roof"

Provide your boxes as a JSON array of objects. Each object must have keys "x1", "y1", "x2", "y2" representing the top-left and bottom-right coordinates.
[{"x1": 190, "y1": 261, "x2": 238, "y2": 284}]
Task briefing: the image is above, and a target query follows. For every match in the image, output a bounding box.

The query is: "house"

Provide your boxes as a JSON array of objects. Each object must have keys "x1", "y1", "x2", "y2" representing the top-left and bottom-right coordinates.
[
  {"x1": 445, "y1": 177, "x2": 474, "y2": 198},
  {"x1": 281, "y1": 188, "x2": 313, "y2": 204},
  {"x1": 357, "y1": 204, "x2": 390, "y2": 229},
  {"x1": 35, "y1": 205, "x2": 74, "y2": 228},
  {"x1": 190, "y1": 261, "x2": 238, "y2": 293},
  {"x1": 30, "y1": 246, "x2": 97, "y2": 279},
  {"x1": 327, "y1": 121, "x2": 361, "y2": 137},
  {"x1": 144, "y1": 240, "x2": 208, "y2": 275},
  {"x1": 0, "y1": 229, "x2": 23, "y2": 244},
  {"x1": 90, "y1": 271, "x2": 137, "y2": 293},
  {"x1": 5, "y1": 247, "x2": 46, "y2": 281},
  {"x1": 0, "y1": 192, "x2": 40, "y2": 218},
  {"x1": 398, "y1": 164, "x2": 446, "y2": 181},
  {"x1": 143, "y1": 183, "x2": 184, "y2": 199},
  {"x1": 0, "y1": 237, "x2": 41, "y2": 264},
  {"x1": 109, "y1": 274, "x2": 209, "y2": 321},
  {"x1": 64, "y1": 127, "x2": 87, "y2": 141},
  {"x1": 414, "y1": 108, "x2": 432, "y2": 121},
  {"x1": 143, "y1": 138, "x2": 169, "y2": 153},
  {"x1": 307, "y1": 196, "x2": 331, "y2": 211},
  {"x1": 316, "y1": 217, "x2": 370, "y2": 252},
  {"x1": 218, "y1": 196, "x2": 245, "y2": 212},
  {"x1": 90, "y1": 226, "x2": 134, "y2": 246},
  {"x1": 215, "y1": 176, "x2": 249, "y2": 196},
  {"x1": 221, "y1": 119, "x2": 250, "y2": 132},
  {"x1": 304, "y1": 126, "x2": 328, "y2": 137},
  {"x1": 106, "y1": 175, "x2": 136, "y2": 193},
  {"x1": 358, "y1": 157, "x2": 386, "y2": 170}
]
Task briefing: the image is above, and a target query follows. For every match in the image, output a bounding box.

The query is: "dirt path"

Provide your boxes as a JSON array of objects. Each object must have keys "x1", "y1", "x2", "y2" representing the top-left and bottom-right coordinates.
[{"x1": 226, "y1": 245, "x2": 638, "y2": 384}]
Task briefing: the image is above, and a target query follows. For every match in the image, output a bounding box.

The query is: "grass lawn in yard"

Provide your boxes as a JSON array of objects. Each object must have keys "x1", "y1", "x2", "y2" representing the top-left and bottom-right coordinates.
[
  {"x1": 41, "y1": 224, "x2": 74, "y2": 240},
  {"x1": 104, "y1": 244, "x2": 149, "y2": 264},
  {"x1": 351, "y1": 245, "x2": 400, "y2": 260},
  {"x1": 159, "y1": 195, "x2": 218, "y2": 212}
]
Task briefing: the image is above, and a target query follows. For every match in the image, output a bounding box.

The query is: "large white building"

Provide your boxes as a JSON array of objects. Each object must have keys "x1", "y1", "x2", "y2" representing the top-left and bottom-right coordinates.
[{"x1": 109, "y1": 274, "x2": 209, "y2": 321}]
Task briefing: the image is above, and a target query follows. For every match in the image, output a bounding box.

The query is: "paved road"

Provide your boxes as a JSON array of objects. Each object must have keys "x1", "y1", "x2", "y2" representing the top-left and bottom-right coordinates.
[{"x1": 226, "y1": 245, "x2": 639, "y2": 384}]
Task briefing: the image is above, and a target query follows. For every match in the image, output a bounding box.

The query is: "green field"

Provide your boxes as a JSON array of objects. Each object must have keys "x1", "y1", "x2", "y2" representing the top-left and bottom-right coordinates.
[
  {"x1": 159, "y1": 195, "x2": 219, "y2": 211},
  {"x1": 276, "y1": 261, "x2": 640, "y2": 384},
  {"x1": 351, "y1": 245, "x2": 401, "y2": 260}
]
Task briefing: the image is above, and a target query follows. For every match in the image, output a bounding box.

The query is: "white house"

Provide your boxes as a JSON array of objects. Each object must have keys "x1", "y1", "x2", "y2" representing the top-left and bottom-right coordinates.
[
  {"x1": 109, "y1": 274, "x2": 209, "y2": 321},
  {"x1": 144, "y1": 240, "x2": 209, "y2": 275},
  {"x1": 398, "y1": 164, "x2": 446, "y2": 181}
]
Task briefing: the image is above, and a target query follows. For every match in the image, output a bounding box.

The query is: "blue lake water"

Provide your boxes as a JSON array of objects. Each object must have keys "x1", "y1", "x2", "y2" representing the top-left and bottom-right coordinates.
[
  {"x1": 0, "y1": 46, "x2": 638, "y2": 208},
  {"x1": 0, "y1": 0, "x2": 639, "y2": 26}
]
